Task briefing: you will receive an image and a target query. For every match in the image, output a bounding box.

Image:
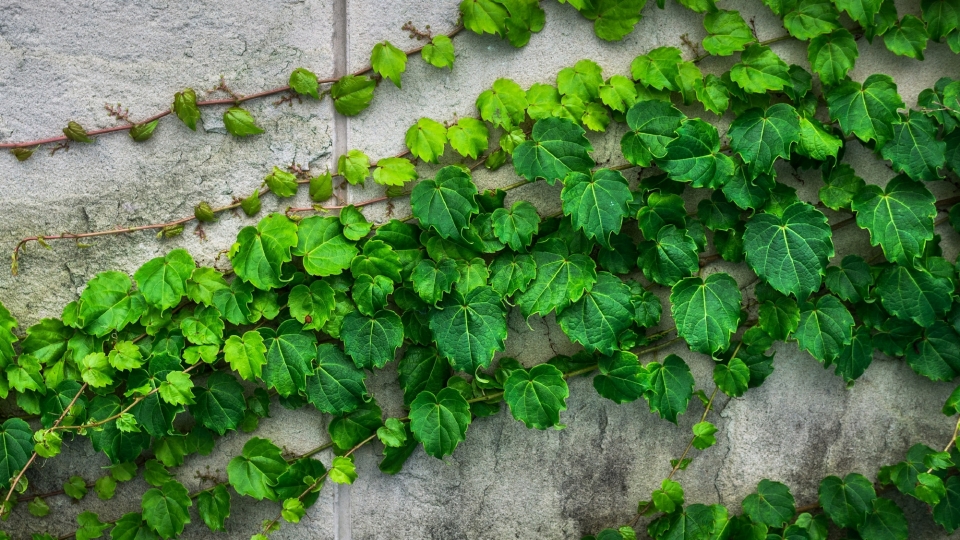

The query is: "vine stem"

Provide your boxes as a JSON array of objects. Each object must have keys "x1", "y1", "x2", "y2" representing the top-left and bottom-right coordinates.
[
  {"x1": 631, "y1": 384, "x2": 724, "y2": 528},
  {"x1": 52, "y1": 439, "x2": 337, "y2": 540},
  {"x1": 261, "y1": 434, "x2": 376, "y2": 534},
  {"x1": 1, "y1": 382, "x2": 87, "y2": 518},
  {"x1": 50, "y1": 363, "x2": 201, "y2": 432},
  {"x1": 0, "y1": 26, "x2": 465, "y2": 150}
]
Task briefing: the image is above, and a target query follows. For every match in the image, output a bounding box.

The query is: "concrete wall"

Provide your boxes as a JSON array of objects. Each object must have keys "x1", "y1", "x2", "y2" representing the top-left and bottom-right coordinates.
[{"x1": 0, "y1": 0, "x2": 958, "y2": 538}]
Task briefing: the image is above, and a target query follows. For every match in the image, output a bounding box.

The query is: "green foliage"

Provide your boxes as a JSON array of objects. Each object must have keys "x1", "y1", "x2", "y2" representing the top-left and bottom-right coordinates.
[{"x1": 6, "y1": 9, "x2": 960, "y2": 540}]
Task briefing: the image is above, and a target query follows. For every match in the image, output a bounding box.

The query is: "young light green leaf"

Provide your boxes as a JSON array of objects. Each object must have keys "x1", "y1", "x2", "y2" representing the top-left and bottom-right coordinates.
[
  {"x1": 172, "y1": 88, "x2": 200, "y2": 130},
  {"x1": 224, "y1": 331, "x2": 266, "y2": 381},
  {"x1": 134, "y1": 249, "x2": 195, "y2": 313},
  {"x1": 447, "y1": 117, "x2": 489, "y2": 159},
  {"x1": 227, "y1": 437, "x2": 287, "y2": 501},
  {"x1": 730, "y1": 44, "x2": 791, "y2": 94},
  {"x1": 476, "y1": 78, "x2": 527, "y2": 129},
  {"x1": 702, "y1": 10, "x2": 755, "y2": 56},
  {"x1": 223, "y1": 107, "x2": 264, "y2": 137},
  {"x1": 373, "y1": 156, "x2": 418, "y2": 187},
  {"x1": 422, "y1": 35, "x2": 455, "y2": 68},
  {"x1": 338, "y1": 149, "x2": 370, "y2": 185},
  {"x1": 294, "y1": 216, "x2": 358, "y2": 277},
  {"x1": 330, "y1": 75, "x2": 376, "y2": 116},
  {"x1": 405, "y1": 117, "x2": 447, "y2": 163},
  {"x1": 371, "y1": 41, "x2": 407, "y2": 88},
  {"x1": 630, "y1": 47, "x2": 682, "y2": 91},
  {"x1": 289, "y1": 67, "x2": 319, "y2": 99},
  {"x1": 229, "y1": 213, "x2": 298, "y2": 290}
]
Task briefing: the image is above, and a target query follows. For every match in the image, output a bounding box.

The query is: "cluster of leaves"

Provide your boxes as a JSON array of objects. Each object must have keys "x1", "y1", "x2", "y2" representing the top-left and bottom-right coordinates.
[{"x1": 2, "y1": 0, "x2": 960, "y2": 539}]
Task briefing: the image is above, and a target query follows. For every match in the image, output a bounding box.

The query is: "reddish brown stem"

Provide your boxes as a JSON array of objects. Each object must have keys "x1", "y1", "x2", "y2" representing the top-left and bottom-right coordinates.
[{"x1": 0, "y1": 26, "x2": 462, "y2": 151}]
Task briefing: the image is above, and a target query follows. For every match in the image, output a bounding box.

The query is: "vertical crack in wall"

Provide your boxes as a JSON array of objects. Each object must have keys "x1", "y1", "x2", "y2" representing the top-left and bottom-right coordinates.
[{"x1": 331, "y1": 0, "x2": 351, "y2": 538}]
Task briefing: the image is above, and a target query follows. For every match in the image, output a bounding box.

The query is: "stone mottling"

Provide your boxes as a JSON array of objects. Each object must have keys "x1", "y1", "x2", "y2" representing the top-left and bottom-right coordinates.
[{"x1": 1, "y1": 0, "x2": 959, "y2": 539}]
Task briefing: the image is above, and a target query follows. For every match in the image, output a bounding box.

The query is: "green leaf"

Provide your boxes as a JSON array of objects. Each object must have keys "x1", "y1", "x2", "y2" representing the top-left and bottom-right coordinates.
[
  {"x1": 638, "y1": 225, "x2": 699, "y2": 287},
  {"x1": 196, "y1": 484, "x2": 231, "y2": 532},
  {"x1": 698, "y1": 192, "x2": 740, "y2": 231},
  {"x1": 476, "y1": 78, "x2": 527, "y2": 129},
  {"x1": 289, "y1": 67, "x2": 319, "y2": 99},
  {"x1": 293, "y1": 216, "x2": 358, "y2": 277},
  {"x1": 64, "y1": 474, "x2": 88, "y2": 499},
  {"x1": 341, "y1": 310, "x2": 403, "y2": 369},
  {"x1": 460, "y1": 0, "x2": 509, "y2": 35},
  {"x1": 877, "y1": 265, "x2": 953, "y2": 327},
  {"x1": 884, "y1": 15, "x2": 930, "y2": 59},
  {"x1": 224, "y1": 331, "x2": 266, "y2": 381},
  {"x1": 411, "y1": 166, "x2": 479, "y2": 239},
  {"x1": 230, "y1": 213, "x2": 298, "y2": 290},
  {"x1": 636, "y1": 191, "x2": 686, "y2": 239},
  {"x1": 377, "y1": 418, "x2": 408, "y2": 448},
  {"x1": 76, "y1": 511, "x2": 110, "y2": 540},
  {"x1": 670, "y1": 273, "x2": 742, "y2": 356},
  {"x1": 743, "y1": 479, "x2": 796, "y2": 527},
  {"x1": 513, "y1": 117, "x2": 595, "y2": 184},
  {"x1": 288, "y1": 281, "x2": 336, "y2": 331},
  {"x1": 190, "y1": 373, "x2": 245, "y2": 435},
  {"x1": 852, "y1": 175, "x2": 935, "y2": 265},
  {"x1": 141, "y1": 481, "x2": 192, "y2": 539},
  {"x1": 594, "y1": 351, "x2": 648, "y2": 403},
  {"x1": 586, "y1": 0, "x2": 647, "y2": 41},
  {"x1": 834, "y1": 0, "x2": 883, "y2": 27},
  {"x1": 795, "y1": 294, "x2": 855, "y2": 363},
  {"x1": 599, "y1": 75, "x2": 638, "y2": 113},
  {"x1": 922, "y1": 0, "x2": 960, "y2": 41},
  {"x1": 134, "y1": 249, "x2": 195, "y2": 312},
  {"x1": 643, "y1": 355, "x2": 694, "y2": 423},
  {"x1": 783, "y1": 1, "x2": 839, "y2": 41},
  {"x1": 129, "y1": 120, "x2": 159, "y2": 142},
  {"x1": 337, "y1": 149, "x2": 370, "y2": 185},
  {"x1": 411, "y1": 259, "x2": 459, "y2": 305},
  {"x1": 490, "y1": 252, "x2": 537, "y2": 297},
  {"x1": 0, "y1": 418, "x2": 32, "y2": 488},
  {"x1": 515, "y1": 240, "x2": 597, "y2": 318},
  {"x1": 819, "y1": 163, "x2": 865, "y2": 211},
  {"x1": 351, "y1": 239, "x2": 403, "y2": 283},
  {"x1": 159, "y1": 371, "x2": 194, "y2": 406},
  {"x1": 264, "y1": 166, "x2": 297, "y2": 198},
  {"x1": 329, "y1": 455, "x2": 357, "y2": 484},
  {"x1": 743, "y1": 202, "x2": 834, "y2": 298},
  {"x1": 658, "y1": 119, "x2": 735, "y2": 188},
  {"x1": 562, "y1": 169, "x2": 633, "y2": 249},
  {"x1": 260, "y1": 323, "x2": 316, "y2": 396},
  {"x1": 185, "y1": 267, "x2": 229, "y2": 307},
  {"x1": 370, "y1": 40, "x2": 407, "y2": 88},
  {"x1": 78, "y1": 271, "x2": 145, "y2": 337},
  {"x1": 504, "y1": 364, "x2": 569, "y2": 429},
  {"x1": 808, "y1": 29, "x2": 858, "y2": 86},
  {"x1": 223, "y1": 107, "x2": 263, "y2": 137},
  {"x1": 728, "y1": 103, "x2": 801, "y2": 178},
  {"x1": 373, "y1": 156, "x2": 418, "y2": 187},
  {"x1": 492, "y1": 201, "x2": 540, "y2": 252},
  {"x1": 429, "y1": 286, "x2": 507, "y2": 372},
  {"x1": 227, "y1": 437, "x2": 287, "y2": 500},
  {"x1": 714, "y1": 357, "x2": 751, "y2": 397},
  {"x1": 819, "y1": 473, "x2": 877, "y2": 528},
  {"x1": 557, "y1": 59, "x2": 603, "y2": 102},
  {"x1": 858, "y1": 498, "x2": 908, "y2": 540},
  {"x1": 630, "y1": 47, "x2": 682, "y2": 91},
  {"x1": 305, "y1": 344, "x2": 367, "y2": 415},
  {"x1": 557, "y1": 272, "x2": 634, "y2": 355},
  {"x1": 934, "y1": 476, "x2": 960, "y2": 533},
  {"x1": 826, "y1": 74, "x2": 904, "y2": 145},
  {"x1": 180, "y1": 305, "x2": 223, "y2": 346},
  {"x1": 702, "y1": 10, "x2": 755, "y2": 56},
  {"x1": 172, "y1": 88, "x2": 200, "y2": 130},
  {"x1": 881, "y1": 111, "x2": 947, "y2": 181},
  {"x1": 692, "y1": 421, "x2": 718, "y2": 450},
  {"x1": 398, "y1": 346, "x2": 448, "y2": 406},
  {"x1": 81, "y1": 352, "x2": 114, "y2": 388},
  {"x1": 405, "y1": 117, "x2": 448, "y2": 163},
  {"x1": 730, "y1": 44, "x2": 791, "y2": 94},
  {"x1": 409, "y1": 387, "x2": 471, "y2": 458},
  {"x1": 330, "y1": 75, "x2": 376, "y2": 116},
  {"x1": 621, "y1": 100, "x2": 685, "y2": 167},
  {"x1": 422, "y1": 35, "x2": 455, "y2": 68},
  {"x1": 759, "y1": 294, "x2": 800, "y2": 340},
  {"x1": 28, "y1": 496, "x2": 50, "y2": 517},
  {"x1": 328, "y1": 401, "x2": 382, "y2": 451},
  {"x1": 447, "y1": 117, "x2": 489, "y2": 159}
]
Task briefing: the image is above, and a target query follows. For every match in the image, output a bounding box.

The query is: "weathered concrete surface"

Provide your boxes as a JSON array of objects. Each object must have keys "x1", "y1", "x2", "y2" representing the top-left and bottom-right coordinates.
[{"x1": 1, "y1": 0, "x2": 959, "y2": 539}]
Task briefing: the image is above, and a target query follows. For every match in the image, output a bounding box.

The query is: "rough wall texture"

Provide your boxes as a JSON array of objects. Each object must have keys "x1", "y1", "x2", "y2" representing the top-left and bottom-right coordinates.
[{"x1": 0, "y1": 0, "x2": 958, "y2": 539}]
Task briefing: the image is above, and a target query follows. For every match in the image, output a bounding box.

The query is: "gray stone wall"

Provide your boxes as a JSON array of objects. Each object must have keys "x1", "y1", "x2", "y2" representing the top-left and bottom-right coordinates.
[{"x1": 0, "y1": 0, "x2": 958, "y2": 538}]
